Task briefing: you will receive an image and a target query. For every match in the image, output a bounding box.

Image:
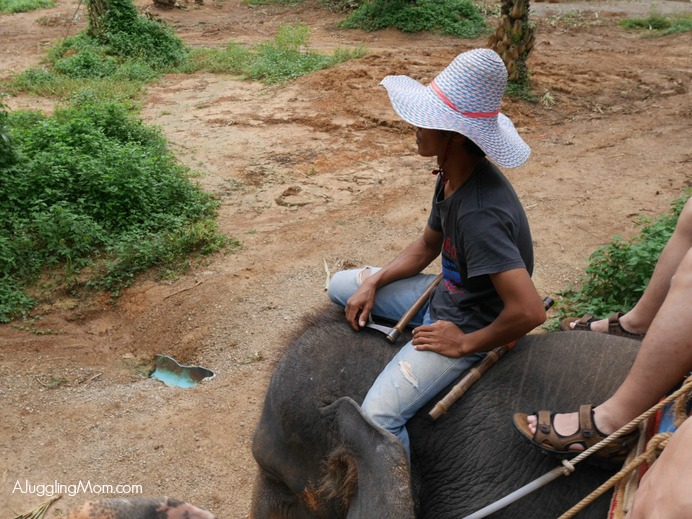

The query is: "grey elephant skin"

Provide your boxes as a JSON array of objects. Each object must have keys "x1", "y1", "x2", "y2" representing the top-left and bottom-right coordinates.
[{"x1": 250, "y1": 305, "x2": 640, "y2": 518}]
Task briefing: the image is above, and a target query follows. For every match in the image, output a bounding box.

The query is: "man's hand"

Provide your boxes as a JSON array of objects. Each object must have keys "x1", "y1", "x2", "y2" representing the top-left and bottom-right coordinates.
[
  {"x1": 412, "y1": 320, "x2": 466, "y2": 357},
  {"x1": 345, "y1": 284, "x2": 377, "y2": 331}
]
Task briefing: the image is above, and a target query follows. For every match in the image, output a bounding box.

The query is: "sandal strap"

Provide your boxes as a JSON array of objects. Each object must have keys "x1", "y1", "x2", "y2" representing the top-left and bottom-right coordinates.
[
  {"x1": 607, "y1": 312, "x2": 623, "y2": 326},
  {"x1": 577, "y1": 404, "x2": 599, "y2": 446},
  {"x1": 607, "y1": 312, "x2": 645, "y2": 340},
  {"x1": 576, "y1": 314, "x2": 595, "y2": 326},
  {"x1": 534, "y1": 407, "x2": 600, "y2": 452}
]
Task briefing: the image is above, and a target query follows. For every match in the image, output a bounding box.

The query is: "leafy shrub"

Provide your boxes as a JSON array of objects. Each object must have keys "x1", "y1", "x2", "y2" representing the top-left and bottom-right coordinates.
[
  {"x1": 97, "y1": 0, "x2": 188, "y2": 69},
  {"x1": 341, "y1": 0, "x2": 487, "y2": 38},
  {"x1": 555, "y1": 195, "x2": 690, "y2": 325},
  {"x1": 0, "y1": 99, "x2": 230, "y2": 322},
  {"x1": 53, "y1": 48, "x2": 119, "y2": 79}
]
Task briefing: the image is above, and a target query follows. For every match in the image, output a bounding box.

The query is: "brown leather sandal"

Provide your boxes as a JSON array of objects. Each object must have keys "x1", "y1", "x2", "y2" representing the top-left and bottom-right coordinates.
[
  {"x1": 512, "y1": 404, "x2": 640, "y2": 469},
  {"x1": 559, "y1": 312, "x2": 644, "y2": 341}
]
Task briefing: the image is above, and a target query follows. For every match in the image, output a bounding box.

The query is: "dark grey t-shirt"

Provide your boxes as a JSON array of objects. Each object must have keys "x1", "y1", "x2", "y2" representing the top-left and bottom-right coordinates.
[{"x1": 427, "y1": 159, "x2": 534, "y2": 333}]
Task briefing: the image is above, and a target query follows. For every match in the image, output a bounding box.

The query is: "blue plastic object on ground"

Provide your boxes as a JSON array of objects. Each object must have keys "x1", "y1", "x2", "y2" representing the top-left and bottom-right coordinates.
[{"x1": 150, "y1": 354, "x2": 215, "y2": 388}]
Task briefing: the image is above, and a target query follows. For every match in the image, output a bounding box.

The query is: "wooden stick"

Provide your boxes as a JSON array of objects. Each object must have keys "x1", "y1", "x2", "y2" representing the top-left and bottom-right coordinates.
[
  {"x1": 429, "y1": 296, "x2": 554, "y2": 420},
  {"x1": 429, "y1": 343, "x2": 513, "y2": 420}
]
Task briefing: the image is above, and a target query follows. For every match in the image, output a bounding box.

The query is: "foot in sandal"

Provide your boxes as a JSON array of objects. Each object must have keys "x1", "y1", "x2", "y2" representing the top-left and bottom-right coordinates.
[
  {"x1": 559, "y1": 312, "x2": 645, "y2": 341},
  {"x1": 512, "y1": 404, "x2": 639, "y2": 469}
]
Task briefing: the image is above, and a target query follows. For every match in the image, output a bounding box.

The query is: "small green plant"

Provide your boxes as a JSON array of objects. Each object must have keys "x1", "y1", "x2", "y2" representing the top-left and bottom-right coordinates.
[
  {"x1": 341, "y1": 0, "x2": 487, "y2": 38},
  {"x1": 620, "y1": 13, "x2": 692, "y2": 36},
  {"x1": 0, "y1": 0, "x2": 54, "y2": 13},
  {"x1": 554, "y1": 194, "x2": 690, "y2": 328}
]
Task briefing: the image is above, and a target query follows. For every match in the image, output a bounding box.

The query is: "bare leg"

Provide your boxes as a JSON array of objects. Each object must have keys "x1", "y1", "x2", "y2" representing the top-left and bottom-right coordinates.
[
  {"x1": 530, "y1": 246, "x2": 692, "y2": 442},
  {"x1": 572, "y1": 197, "x2": 692, "y2": 335},
  {"x1": 627, "y1": 416, "x2": 692, "y2": 519}
]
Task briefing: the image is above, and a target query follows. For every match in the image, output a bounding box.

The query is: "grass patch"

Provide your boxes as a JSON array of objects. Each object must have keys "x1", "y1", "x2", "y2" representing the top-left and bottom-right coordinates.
[
  {"x1": 8, "y1": 67, "x2": 147, "y2": 101},
  {"x1": 0, "y1": 98, "x2": 234, "y2": 322},
  {"x1": 553, "y1": 194, "x2": 690, "y2": 328},
  {"x1": 340, "y1": 0, "x2": 488, "y2": 38},
  {"x1": 620, "y1": 12, "x2": 692, "y2": 36},
  {"x1": 182, "y1": 24, "x2": 367, "y2": 83},
  {"x1": 0, "y1": 0, "x2": 54, "y2": 13}
]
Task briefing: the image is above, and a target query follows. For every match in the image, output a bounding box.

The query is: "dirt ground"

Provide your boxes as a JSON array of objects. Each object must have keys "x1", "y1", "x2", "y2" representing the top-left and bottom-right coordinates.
[{"x1": 0, "y1": 0, "x2": 690, "y2": 517}]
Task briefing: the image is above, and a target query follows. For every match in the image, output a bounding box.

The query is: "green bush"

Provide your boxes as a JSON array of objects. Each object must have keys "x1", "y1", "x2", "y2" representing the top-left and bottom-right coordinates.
[
  {"x1": 98, "y1": 0, "x2": 188, "y2": 69},
  {"x1": 341, "y1": 0, "x2": 487, "y2": 38},
  {"x1": 0, "y1": 99, "x2": 231, "y2": 322},
  {"x1": 555, "y1": 195, "x2": 690, "y2": 325}
]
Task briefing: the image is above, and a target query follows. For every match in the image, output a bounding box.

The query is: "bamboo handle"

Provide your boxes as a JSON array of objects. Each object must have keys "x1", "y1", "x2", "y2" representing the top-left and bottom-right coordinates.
[
  {"x1": 428, "y1": 296, "x2": 554, "y2": 420},
  {"x1": 386, "y1": 273, "x2": 443, "y2": 343},
  {"x1": 428, "y1": 344, "x2": 511, "y2": 420}
]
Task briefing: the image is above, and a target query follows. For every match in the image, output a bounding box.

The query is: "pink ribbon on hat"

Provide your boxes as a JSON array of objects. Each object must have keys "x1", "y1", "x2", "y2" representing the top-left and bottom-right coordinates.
[{"x1": 430, "y1": 80, "x2": 500, "y2": 119}]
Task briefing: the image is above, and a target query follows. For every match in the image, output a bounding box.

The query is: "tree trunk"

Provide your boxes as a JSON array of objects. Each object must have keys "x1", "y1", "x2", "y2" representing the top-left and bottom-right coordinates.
[
  {"x1": 86, "y1": 0, "x2": 109, "y2": 37},
  {"x1": 488, "y1": 0, "x2": 535, "y2": 83}
]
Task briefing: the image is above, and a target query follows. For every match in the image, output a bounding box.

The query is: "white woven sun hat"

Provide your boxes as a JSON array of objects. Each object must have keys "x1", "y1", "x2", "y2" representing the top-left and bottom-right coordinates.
[{"x1": 380, "y1": 48, "x2": 530, "y2": 168}]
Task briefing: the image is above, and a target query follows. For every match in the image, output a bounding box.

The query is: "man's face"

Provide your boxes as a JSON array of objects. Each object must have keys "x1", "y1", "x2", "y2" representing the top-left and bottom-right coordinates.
[{"x1": 415, "y1": 127, "x2": 452, "y2": 158}]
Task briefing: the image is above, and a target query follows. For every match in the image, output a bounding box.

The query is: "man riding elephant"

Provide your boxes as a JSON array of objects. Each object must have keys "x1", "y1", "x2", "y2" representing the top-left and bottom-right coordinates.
[{"x1": 327, "y1": 47, "x2": 545, "y2": 460}]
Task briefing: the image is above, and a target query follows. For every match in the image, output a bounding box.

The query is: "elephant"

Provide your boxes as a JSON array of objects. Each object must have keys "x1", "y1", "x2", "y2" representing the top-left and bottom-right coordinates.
[{"x1": 250, "y1": 305, "x2": 641, "y2": 518}]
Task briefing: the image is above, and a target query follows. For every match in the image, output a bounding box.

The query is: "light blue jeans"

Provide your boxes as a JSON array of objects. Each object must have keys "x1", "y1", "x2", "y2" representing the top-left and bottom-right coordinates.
[{"x1": 327, "y1": 268, "x2": 485, "y2": 456}]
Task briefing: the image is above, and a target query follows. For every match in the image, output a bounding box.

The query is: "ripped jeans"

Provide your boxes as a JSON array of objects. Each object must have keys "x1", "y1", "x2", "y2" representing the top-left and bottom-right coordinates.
[{"x1": 327, "y1": 267, "x2": 485, "y2": 456}]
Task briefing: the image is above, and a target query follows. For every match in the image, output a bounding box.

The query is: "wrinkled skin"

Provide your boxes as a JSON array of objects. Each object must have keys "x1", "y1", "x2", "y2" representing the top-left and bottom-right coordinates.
[{"x1": 251, "y1": 305, "x2": 640, "y2": 518}]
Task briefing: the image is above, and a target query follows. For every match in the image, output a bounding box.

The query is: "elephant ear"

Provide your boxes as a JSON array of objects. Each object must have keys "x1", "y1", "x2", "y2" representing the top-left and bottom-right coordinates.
[{"x1": 320, "y1": 397, "x2": 415, "y2": 519}]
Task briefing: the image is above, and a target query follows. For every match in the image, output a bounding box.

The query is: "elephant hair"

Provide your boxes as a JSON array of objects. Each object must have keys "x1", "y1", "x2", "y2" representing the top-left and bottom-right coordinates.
[{"x1": 318, "y1": 445, "x2": 358, "y2": 515}]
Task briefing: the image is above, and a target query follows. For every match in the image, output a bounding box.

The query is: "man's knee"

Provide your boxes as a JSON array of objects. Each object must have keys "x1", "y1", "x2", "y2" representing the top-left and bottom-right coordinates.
[{"x1": 327, "y1": 269, "x2": 360, "y2": 305}]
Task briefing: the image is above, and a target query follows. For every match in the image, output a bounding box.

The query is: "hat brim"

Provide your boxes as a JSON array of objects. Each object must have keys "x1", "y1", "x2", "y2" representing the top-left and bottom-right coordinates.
[{"x1": 381, "y1": 75, "x2": 530, "y2": 168}]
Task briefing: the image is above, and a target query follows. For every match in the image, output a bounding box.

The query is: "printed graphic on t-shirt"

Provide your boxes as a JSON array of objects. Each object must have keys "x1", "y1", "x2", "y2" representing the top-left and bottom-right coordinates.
[{"x1": 442, "y1": 236, "x2": 465, "y2": 295}]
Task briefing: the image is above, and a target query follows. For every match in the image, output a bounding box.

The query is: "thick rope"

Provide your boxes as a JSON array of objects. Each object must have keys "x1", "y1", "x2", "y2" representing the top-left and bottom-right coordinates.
[
  {"x1": 558, "y1": 376, "x2": 692, "y2": 518},
  {"x1": 557, "y1": 433, "x2": 672, "y2": 519},
  {"x1": 563, "y1": 376, "x2": 692, "y2": 469}
]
